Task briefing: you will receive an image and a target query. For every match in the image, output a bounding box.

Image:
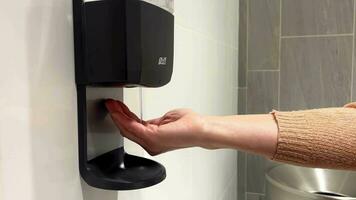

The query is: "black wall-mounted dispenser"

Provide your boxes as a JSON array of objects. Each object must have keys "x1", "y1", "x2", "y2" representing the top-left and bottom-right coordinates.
[{"x1": 73, "y1": 0, "x2": 174, "y2": 190}]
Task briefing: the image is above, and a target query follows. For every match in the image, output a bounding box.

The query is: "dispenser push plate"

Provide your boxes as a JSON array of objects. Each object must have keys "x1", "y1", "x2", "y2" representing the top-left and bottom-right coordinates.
[{"x1": 85, "y1": 87, "x2": 124, "y2": 160}]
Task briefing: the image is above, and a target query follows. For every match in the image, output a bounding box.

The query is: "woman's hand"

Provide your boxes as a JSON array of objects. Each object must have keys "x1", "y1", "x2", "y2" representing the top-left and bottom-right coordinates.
[
  {"x1": 105, "y1": 99, "x2": 207, "y2": 155},
  {"x1": 105, "y1": 99, "x2": 278, "y2": 157}
]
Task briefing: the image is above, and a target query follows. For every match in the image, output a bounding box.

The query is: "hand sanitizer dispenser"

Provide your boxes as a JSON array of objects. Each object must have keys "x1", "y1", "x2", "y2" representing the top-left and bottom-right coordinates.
[{"x1": 73, "y1": 0, "x2": 174, "y2": 190}]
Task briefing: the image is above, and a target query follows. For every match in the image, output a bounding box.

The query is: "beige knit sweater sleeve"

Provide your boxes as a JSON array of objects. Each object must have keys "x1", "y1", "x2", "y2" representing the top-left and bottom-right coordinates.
[{"x1": 271, "y1": 102, "x2": 356, "y2": 170}]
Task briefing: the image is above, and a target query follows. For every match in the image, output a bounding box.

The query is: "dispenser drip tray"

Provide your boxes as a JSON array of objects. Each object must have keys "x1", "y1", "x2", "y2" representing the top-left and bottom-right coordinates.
[{"x1": 85, "y1": 148, "x2": 166, "y2": 190}]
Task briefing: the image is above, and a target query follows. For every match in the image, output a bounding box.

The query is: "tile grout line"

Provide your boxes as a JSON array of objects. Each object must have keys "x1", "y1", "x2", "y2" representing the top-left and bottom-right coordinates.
[
  {"x1": 281, "y1": 33, "x2": 354, "y2": 39},
  {"x1": 245, "y1": 0, "x2": 250, "y2": 116},
  {"x1": 248, "y1": 69, "x2": 280, "y2": 72},
  {"x1": 244, "y1": 86, "x2": 248, "y2": 115},
  {"x1": 246, "y1": 192, "x2": 265, "y2": 195},
  {"x1": 245, "y1": 1, "x2": 249, "y2": 198},
  {"x1": 351, "y1": 0, "x2": 356, "y2": 101},
  {"x1": 237, "y1": 0, "x2": 240, "y2": 193},
  {"x1": 278, "y1": 0, "x2": 282, "y2": 110},
  {"x1": 237, "y1": 0, "x2": 240, "y2": 194},
  {"x1": 244, "y1": 151, "x2": 247, "y2": 200},
  {"x1": 248, "y1": 66, "x2": 280, "y2": 70}
]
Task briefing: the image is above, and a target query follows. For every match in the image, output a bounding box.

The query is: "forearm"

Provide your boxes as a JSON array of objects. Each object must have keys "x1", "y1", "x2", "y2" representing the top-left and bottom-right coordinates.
[
  {"x1": 202, "y1": 114, "x2": 278, "y2": 158},
  {"x1": 200, "y1": 104, "x2": 356, "y2": 170}
]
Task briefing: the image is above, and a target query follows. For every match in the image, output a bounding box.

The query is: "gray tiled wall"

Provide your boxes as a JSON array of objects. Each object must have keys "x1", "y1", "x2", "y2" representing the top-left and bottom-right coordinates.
[
  {"x1": 280, "y1": 36, "x2": 353, "y2": 110},
  {"x1": 248, "y1": 0, "x2": 280, "y2": 69},
  {"x1": 237, "y1": 0, "x2": 356, "y2": 199},
  {"x1": 247, "y1": 71, "x2": 279, "y2": 114},
  {"x1": 282, "y1": 0, "x2": 354, "y2": 36}
]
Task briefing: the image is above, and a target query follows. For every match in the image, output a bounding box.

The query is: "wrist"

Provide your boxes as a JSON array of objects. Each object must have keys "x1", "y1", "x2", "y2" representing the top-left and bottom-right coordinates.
[{"x1": 199, "y1": 115, "x2": 225, "y2": 149}]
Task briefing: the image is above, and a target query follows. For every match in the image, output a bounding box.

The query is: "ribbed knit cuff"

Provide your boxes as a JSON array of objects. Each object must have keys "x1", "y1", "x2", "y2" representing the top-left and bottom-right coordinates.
[
  {"x1": 271, "y1": 107, "x2": 356, "y2": 169},
  {"x1": 271, "y1": 110, "x2": 313, "y2": 165}
]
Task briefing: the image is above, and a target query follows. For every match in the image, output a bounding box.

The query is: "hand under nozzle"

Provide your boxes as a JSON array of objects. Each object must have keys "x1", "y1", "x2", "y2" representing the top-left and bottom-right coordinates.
[{"x1": 105, "y1": 99, "x2": 207, "y2": 156}]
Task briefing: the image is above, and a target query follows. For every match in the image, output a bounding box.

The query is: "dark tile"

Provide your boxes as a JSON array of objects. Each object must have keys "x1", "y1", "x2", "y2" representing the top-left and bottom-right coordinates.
[
  {"x1": 239, "y1": 0, "x2": 248, "y2": 87},
  {"x1": 247, "y1": 154, "x2": 267, "y2": 194},
  {"x1": 280, "y1": 36, "x2": 353, "y2": 110},
  {"x1": 282, "y1": 0, "x2": 354, "y2": 36},
  {"x1": 247, "y1": 71, "x2": 279, "y2": 114},
  {"x1": 238, "y1": 151, "x2": 247, "y2": 200},
  {"x1": 246, "y1": 193, "x2": 265, "y2": 200},
  {"x1": 353, "y1": 35, "x2": 356, "y2": 102},
  {"x1": 248, "y1": 0, "x2": 280, "y2": 70},
  {"x1": 353, "y1": 66, "x2": 356, "y2": 102},
  {"x1": 238, "y1": 88, "x2": 247, "y2": 114}
]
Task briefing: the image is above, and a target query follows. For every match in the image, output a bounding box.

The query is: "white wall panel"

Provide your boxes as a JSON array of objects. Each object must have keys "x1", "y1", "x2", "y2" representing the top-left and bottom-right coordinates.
[{"x1": 0, "y1": 0, "x2": 238, "y2": 200}]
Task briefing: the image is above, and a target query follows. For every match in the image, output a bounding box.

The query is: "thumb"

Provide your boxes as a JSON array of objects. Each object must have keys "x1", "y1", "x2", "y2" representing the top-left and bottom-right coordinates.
[
  {"x1": 111, "y1": 113, "x2": 147, "y2": 148},
  {"x1": 344, "y1": 102, "x2": 356, "y2": 109},
  {"x1": 111, "y1": 112, "x2": 148, "y2": 139}
]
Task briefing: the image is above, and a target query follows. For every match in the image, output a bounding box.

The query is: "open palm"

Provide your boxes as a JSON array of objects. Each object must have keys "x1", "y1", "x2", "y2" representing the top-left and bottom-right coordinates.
[{"x1": 105, "y1": 99, "x2": 206, "y2": 155}]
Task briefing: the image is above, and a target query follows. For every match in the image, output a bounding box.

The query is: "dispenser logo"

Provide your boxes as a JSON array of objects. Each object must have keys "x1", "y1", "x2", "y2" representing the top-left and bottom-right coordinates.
[{"x1": 158, "y1": 57, "x2": 167, "y2": 66}]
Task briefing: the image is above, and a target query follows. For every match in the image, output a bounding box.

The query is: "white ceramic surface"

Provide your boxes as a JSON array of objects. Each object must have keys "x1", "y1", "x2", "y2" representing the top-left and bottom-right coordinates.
[
  {"x1": 142, "y1": 0, "x2": 174, "y2": 13},
  {"x1": 122, "y1": 1, "x2": 239, "y2": 199},
  {"x1": 0, "y1": 0, "x2": 238, "y2": 200}
]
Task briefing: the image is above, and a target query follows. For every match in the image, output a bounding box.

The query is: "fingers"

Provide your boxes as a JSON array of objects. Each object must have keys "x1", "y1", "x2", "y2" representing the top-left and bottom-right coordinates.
[
  {"x1": 105, "y1": 99, "x2": 149, "y2": 144},
  {"x1": 146, "y1": 117, "x2": 162, "y2": 125},
  {"x1": 116, "y1": 101, "x2": 143, "y2": 123},
  {"x1": 147, "y1": 110, "x2": 183, "y2": 125},
  {"x1": 145, "y1": 110, "x2": 183, "y2": 125},
  {"x1": 107, "y1": 105, "x2": 146, "y2": 138},
  {"x1": 105, "y1": 99, "x2": 142, "y2": 123},
  {"x1": 105, "y1": 99, "x2": 121, "y2": 112},
  {"x1": 110, "y1": 112, "x2": 146, "y2": 146},
  {"x1": 159, "y1": 118, "x2": 174, "y2": 125},
  {"x1": 105, "y1": 100, "x2": 147, "y2": 138},
  {"x1": 104, "y1": 99, "x2": 169, "y2": 155}
]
